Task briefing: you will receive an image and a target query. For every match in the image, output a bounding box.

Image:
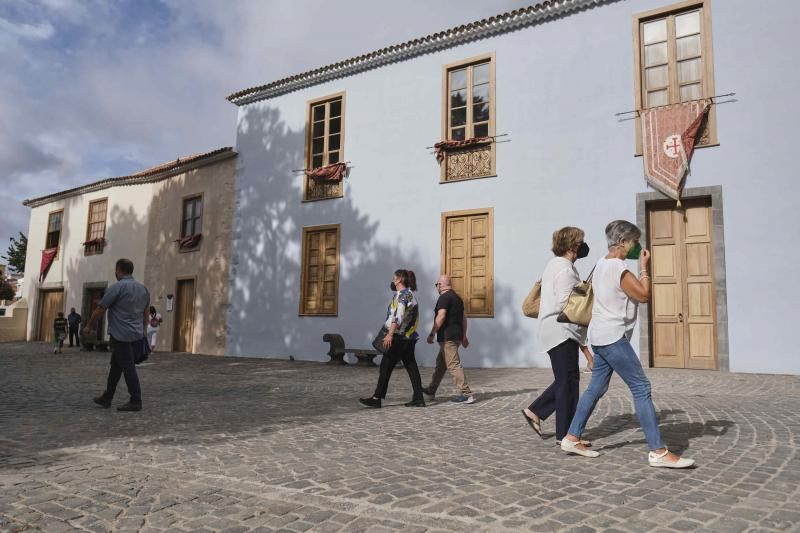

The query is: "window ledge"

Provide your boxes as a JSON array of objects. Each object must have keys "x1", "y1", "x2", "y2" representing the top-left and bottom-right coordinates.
[
  {"x1": 302, "y1": 194, "x2": 344, "y2": 203},
  {"x1": 298, "y1": 313, "x2": 338, "y2": 317},
  {"x1": 178, "y1": 245, "x2": 202, "y2": 254},
  {"x1": 440, "y1": 174, "x2": 497, "y2": 184}
]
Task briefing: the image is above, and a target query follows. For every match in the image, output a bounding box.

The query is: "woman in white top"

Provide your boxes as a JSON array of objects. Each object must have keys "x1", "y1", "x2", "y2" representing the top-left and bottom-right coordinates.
[
  {"x1": 522, "y1": 227, "x2": 593, "y2": 443},
  {"x1": 560, "y1": 220, "x2": 694, "y2": 468},
  {"x1": 146, "y1": 306, "x2": 162, "y2": 350}
]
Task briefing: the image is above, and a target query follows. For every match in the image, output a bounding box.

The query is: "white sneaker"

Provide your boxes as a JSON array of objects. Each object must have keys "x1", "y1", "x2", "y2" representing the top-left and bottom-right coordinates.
[
  {"x1": 560, "y1": 438, "x2": 599, "y2": 458},
  {"x1": 648, "y1": 449, "x2": 695, "y2": 468}
]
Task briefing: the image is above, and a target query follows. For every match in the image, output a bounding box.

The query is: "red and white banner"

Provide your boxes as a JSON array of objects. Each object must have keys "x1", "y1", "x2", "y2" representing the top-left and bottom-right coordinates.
[
  {"x1": 306, "y1": 162, "x2": 347, "y2": 181},
  {"x1": 39, "y1": 248, "x2": 57, "y2": 283},
  {"x1": 641, "y1": 101, "x2": 709, "y2": 204}
]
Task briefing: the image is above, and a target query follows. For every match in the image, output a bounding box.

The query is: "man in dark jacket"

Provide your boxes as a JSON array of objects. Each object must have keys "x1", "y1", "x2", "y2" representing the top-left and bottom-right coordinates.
[{"x1": 67, "y1": 307, "x2": 81, "y2": 347}]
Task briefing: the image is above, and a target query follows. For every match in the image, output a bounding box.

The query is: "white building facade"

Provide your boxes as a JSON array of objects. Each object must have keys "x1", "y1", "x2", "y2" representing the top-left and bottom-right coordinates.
[{"x1": 226, "y1": 0, "x2": 798, "y2": 374}]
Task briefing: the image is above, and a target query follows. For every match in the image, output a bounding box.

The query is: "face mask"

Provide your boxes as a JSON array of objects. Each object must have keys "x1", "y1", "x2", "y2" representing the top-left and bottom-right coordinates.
[
  {"x1": 389, "y1": 282, "x2": 397, "y2": 291},
  {"x1": 576, "y1": 242, "x2": 590, "y2": 259},
  {"x1": 626, "y1": 241, "x2": 642, "y2": 260}
]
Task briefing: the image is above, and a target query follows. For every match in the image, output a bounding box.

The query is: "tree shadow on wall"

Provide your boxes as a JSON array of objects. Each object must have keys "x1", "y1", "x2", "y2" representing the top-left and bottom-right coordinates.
[{"x1": 228, "y1": 105, "x2": 531, "y2": 368}]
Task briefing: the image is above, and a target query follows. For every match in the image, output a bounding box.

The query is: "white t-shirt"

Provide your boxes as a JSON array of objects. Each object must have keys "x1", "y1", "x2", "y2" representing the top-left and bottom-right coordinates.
[
  {"x1": 147, "y1": 312, "x2": 162, "y2": 332},
  {"x1": 588, "y1": 257, "x2": 638, "y2": 346},
  {"x1": 538, "y1": 256, "x2": 587, "y2": 353}
]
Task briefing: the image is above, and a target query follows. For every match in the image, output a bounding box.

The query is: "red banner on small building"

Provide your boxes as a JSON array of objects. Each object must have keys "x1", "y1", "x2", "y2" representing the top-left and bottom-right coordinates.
[
  {"x1": 641, "y1": 101, "x2": 709, "y2": 205},
  {"x1": 40, "y1": 248, "x2": 57, "y2": 283}
]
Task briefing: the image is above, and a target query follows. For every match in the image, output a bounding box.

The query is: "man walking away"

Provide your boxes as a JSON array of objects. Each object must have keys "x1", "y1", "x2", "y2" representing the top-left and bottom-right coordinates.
[
  {"x1": 423, "y1": 275, "x2": 475, "y2": 404},
  {"x1": 67, "y1": 307, "x2": 81, "y2": 347},
  {"x1": 53, "y1": 312, "x2": 68, "y2": 354},
  {"x1": 83, "y1": 258, "x2": 150, "y2": 412}
]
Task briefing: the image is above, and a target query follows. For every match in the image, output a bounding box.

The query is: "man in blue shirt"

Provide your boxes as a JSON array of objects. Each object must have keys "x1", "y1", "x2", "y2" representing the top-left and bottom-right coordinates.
[
  {"x1": 83, "y1": 258, "x2": 150, "y2": 412},
  {"x1": 67, "y1": 307, "x2": 81, "y2": 347}
]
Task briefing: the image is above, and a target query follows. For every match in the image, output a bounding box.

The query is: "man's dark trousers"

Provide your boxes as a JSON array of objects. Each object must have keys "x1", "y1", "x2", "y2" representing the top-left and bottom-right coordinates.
[
  {"x1": 69, "y1": 327, "x2": 80, "y2": 347},
  {"x1": 374, "y1": 338, "x2": 424, "y2": 401},
  {"x1": 101, "y1": 337, "x2": 142, "y2": 405}
]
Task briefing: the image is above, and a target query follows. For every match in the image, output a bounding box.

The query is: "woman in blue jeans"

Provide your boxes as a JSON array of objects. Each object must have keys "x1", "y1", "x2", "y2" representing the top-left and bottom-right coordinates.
[{"x1": 560, "y1": 220, "x2": 694, "y2": 468}]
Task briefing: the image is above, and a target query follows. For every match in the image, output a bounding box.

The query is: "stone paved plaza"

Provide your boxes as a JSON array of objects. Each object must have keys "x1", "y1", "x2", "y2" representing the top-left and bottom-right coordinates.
[{"x1": 1, "y1": 342, "x2": 799, "y2": 532}]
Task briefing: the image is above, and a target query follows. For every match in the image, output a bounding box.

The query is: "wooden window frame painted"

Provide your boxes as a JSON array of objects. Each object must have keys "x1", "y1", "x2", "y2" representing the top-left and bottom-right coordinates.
[
  {"x1": 298, "y1": 224, "x2": 341, "y2": 316},
  {"x1": 440, "y1": 53, "x2": 497, "y2": 183},
  {"x1": 181, "y1": 194, "x2": 203, "y2": 238},
  {"x1": 632, "y1": 0, "x2": 717, "y2": 155},
  {"x1": 45, "y1": 209, "x2": 63, "y2": 258},
  {"x1": 84, "y1": 198, "x2": 108, "y2": 256},
  {"x1": 303, "y1": 92, "x2": 346, "y2": 202},
  {"x1": 440, "y1": 207, "x2": 494, "y2": 317}
]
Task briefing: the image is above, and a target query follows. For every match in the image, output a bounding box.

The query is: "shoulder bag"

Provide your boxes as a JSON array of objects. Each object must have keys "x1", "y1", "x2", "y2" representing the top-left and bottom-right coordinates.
[
  {"x1": 521, "y1": 280, "x2": 542, "y2": 318},
  {"x1": 557, "y1": 267, "x2": 595, "y2": 327}
]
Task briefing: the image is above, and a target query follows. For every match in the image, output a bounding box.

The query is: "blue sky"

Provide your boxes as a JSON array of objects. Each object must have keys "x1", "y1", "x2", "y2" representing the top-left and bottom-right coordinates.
[{"x1": 0, "y1": 0, "x2": 532, "y2": 255}]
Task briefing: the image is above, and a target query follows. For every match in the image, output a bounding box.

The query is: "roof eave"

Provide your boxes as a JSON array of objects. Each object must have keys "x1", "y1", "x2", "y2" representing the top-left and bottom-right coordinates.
[
  {"x1": 22, "y1": 149, "x2": 237, "y2": 209},
  {"x1": 226, "y1": 0, "x2": 607, "y2": 106}
]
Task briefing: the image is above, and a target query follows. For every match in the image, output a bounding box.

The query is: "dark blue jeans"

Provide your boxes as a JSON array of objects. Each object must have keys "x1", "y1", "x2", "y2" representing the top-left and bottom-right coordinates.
[
  {"x1": 567, "y1": 336, "x2": 665, "y2": 450},
  {"x1": 529, "y1": 339, "x2": 580, "y2": 440},
  {"x1": 103, "y1": 337, "x2": 142, "y2": 404}
]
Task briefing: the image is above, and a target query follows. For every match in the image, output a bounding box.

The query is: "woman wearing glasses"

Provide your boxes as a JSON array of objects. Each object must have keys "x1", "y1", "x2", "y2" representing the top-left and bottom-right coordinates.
[{"x1": 560, "y1": 220, "x2": 694, "y2": 468}]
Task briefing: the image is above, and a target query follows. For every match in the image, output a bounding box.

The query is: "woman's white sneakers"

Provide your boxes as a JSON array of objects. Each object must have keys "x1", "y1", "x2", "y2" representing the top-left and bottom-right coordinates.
[
  {"x1": 560, "y1": 438, "x2": 600, "y2": 458},
  {"x1": 648, "y1": 449, "x2": 695, "y2": 468}
]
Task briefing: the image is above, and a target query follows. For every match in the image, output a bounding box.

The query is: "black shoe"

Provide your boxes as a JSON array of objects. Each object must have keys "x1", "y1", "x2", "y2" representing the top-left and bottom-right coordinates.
[
  {"x1": 359, "y1": 397, "x2": 381, "y2": 408},
  {"x1": 404, "y1": 399, "x2": 426, "y2": 407},
  {"x1": 93, "y1": 395, "x2": 111, "y2": 408},
  {"x1": 117, "y1": 402, "x2": 142, "y2": 412},
  {"x1": 421, "y1": 387, "x2": 435, "y2": 399}
]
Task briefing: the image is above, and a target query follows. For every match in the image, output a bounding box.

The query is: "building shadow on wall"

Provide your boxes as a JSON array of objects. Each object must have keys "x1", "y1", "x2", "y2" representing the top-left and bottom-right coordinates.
[{"x1": 228, "y1": 105, "x2": 531, "y2": 368}]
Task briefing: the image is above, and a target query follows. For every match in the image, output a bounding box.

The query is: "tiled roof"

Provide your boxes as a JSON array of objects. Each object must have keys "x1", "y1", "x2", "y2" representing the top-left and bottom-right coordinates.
[
  {"x1": 227, "y1": 0, "x2": 607, "y2": 105},
  {"x1": 23, "y1": 147, "x2": 237, "y2": 208}
]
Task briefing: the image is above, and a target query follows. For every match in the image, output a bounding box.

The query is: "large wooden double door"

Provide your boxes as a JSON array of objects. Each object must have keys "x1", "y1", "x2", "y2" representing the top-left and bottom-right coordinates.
[
  {"x1": 37, "y1": 290, "x2": 64, "y2": 342},
  {"x1": 649, "y1": 198, "x2": 718, "y2": 369}
]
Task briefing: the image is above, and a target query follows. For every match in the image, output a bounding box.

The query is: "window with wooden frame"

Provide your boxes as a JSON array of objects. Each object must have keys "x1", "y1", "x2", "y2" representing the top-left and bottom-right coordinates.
[
  {"x1": 45, "y1": 210, "x2": 62, "y2": 252},
  {"x1": 304, "y1": 93, "x2": 345, "y2": 202},
  {"x1": 181, "y1": 195, "x2": 203, "y2": 238},
  {"x1": 633, "y1": 0, "x2": 717, "y2": 154},
  {"x1": 299, "y1": 225, "x2": 340, "y2": 316},
  {"x1": 441, "y1": 208, "x2": 493, "y2": 316},
  {"x1": 440, "y1": 54, "x2": 496, "y2": 182},
  {"x1": 84, "y1": 199, "x2": 107, "y2": 256}
]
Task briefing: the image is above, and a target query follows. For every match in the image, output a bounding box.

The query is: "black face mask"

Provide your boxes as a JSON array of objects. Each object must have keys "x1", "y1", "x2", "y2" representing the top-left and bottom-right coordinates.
[
  {"x1": 390, "y1": 282, "x2": 397, "y2": 291},
  {"x1": 576, "y1": 242, "x2": 590, "y2": 259}
]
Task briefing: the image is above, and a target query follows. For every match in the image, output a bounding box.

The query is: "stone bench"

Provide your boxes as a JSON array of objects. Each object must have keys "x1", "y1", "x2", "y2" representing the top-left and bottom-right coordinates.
[{"x1": 322, "y1": 333, "x2": 379, "y2": 366}]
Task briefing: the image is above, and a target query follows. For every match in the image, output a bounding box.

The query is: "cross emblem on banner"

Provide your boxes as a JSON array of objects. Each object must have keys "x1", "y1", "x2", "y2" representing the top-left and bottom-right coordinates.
[{"x1": 662, "y1": 134, "x2": 682, "y2": 159}]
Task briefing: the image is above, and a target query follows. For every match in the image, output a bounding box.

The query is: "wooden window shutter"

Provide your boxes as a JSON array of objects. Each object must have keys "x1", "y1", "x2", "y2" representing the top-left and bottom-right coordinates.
[
  {"x1": 300, "y1": 225, "x2": 340, "y2": 315},
  {"x1": 442, "y1": 208, "x2": 493, "y2": 316}
]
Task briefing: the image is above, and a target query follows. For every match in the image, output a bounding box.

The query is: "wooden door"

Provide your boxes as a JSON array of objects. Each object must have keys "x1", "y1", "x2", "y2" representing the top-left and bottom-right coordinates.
[
  {"x1": 173, "y1": 279, "x2": 195, "y2": 352},
  {"x1": 84, "y1": 288, "x2": 105, "y2": 341},
  {"x1": 442, "y1": 209, "x2": 493, "y2": 316},
  {"x1": 649, "y1": 199, "x2": 717, "y2": 369},
  {"x1": 38, "y1": 290, "x2": 64, "y2": 342}
]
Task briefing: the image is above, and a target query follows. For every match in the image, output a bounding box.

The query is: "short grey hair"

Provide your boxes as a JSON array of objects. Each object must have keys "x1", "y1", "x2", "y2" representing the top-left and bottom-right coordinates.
[{"x1": 605, "y1": 220, "x2": 641, "y2": 249}]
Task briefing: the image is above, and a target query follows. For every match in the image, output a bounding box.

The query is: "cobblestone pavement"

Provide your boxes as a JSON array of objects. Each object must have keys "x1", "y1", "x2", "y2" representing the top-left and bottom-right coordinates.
[{"x1": 1, "y1": 342, "x2": 799, "y2": 532}]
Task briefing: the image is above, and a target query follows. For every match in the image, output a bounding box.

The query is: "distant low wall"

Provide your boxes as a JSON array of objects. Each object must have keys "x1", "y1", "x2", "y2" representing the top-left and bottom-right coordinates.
[{"x1": 0, "y1": 300, "x2": 28, "y2": 342}]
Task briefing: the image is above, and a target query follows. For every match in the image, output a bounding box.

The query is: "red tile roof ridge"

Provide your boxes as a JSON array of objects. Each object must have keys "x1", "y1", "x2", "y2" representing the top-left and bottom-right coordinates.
[
  {"x1": 227, "y1": 0, "x2": 604, "y2": 104},
  {"x1": 23, "y1": 147, "x2": 236, "y2": 208}
]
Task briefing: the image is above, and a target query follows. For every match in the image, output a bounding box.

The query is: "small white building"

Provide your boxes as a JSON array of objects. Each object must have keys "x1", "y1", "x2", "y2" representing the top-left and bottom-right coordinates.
[{"x1": 21, "y1": 148, "x2": 237, "y2": 353}]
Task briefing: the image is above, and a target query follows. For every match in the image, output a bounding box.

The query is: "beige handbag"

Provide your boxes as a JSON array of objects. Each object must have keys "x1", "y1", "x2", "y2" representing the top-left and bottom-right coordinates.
[
  {"x1": 522, "y1": 280, "x2": 542, "y2": 318},
  {"x1": 557, "y1": 267, "x2": 595, "y2": 327}
]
